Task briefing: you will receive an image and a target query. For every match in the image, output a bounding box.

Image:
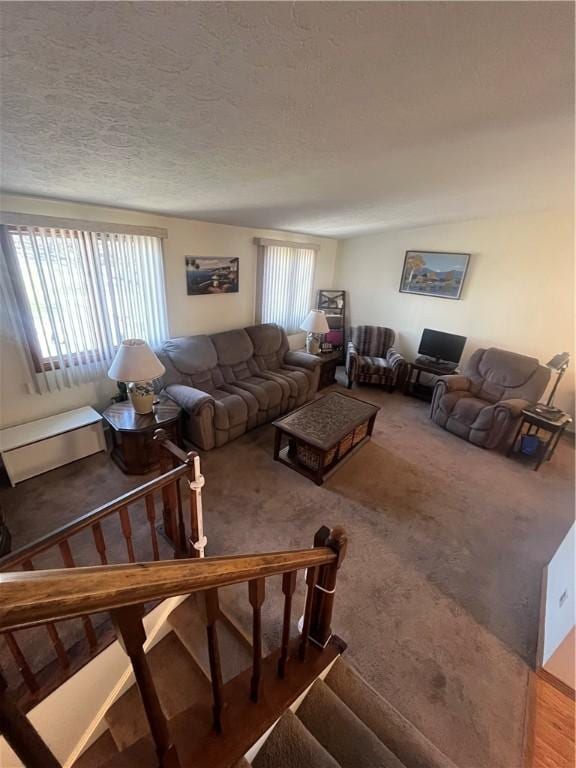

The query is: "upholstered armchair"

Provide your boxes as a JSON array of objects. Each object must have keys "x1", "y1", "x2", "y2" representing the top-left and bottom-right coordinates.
[
  {"x1": 346, "y1": 326, "x2": 408, "y2": 391},
  {"x1": 431, "y1": 347, "x2": 550, "y2": 449}
]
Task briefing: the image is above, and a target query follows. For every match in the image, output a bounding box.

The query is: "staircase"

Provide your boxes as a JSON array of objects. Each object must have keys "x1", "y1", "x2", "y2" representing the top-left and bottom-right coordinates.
[
  {"x1": 73, "y1": 592, "x2": 454, "y2": 768},
  {"x1": 0, "y1": 434, "x2": 456, "y2": 768}
]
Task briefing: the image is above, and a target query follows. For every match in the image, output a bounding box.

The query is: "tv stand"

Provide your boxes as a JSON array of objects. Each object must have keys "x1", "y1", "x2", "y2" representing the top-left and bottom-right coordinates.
[
  {"x1": 405, "y1": 358, "x2": 459, "y2": 401},
  {"x1": 415, "y1": 356, "x2": 458, "y2": 374}
]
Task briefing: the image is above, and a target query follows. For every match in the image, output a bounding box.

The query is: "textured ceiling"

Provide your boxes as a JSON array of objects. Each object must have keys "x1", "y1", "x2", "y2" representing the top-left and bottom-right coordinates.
[{"x1": 0, "y1": 1, "x2": 573, "y2": 237}]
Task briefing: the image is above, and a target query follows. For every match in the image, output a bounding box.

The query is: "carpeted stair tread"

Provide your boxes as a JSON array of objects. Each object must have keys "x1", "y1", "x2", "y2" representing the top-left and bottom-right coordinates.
[
  {"x1": 297, "y1": 679, "x2": 406, "y2": 768},
  {"x1": 105, "y1": 631, "x2": 209, "y2": 751},
  {"x1": 168, "y1": 594, "x2": 253, "y2": 683},
  {"x1": 326, "y1": 659, "x2": 458, "y2": 768},
  {"x1": 73, "y1": 730, "x2": 119, "y2": 768},
  {"x1": 253, "y1": 709, "x2": 340, "y2": 768}
]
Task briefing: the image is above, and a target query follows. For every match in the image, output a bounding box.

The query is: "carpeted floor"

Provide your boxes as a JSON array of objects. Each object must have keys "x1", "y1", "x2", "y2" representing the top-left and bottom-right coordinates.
[{"x1": 1, "y1": 379, "x2": 573, "y2": 768}]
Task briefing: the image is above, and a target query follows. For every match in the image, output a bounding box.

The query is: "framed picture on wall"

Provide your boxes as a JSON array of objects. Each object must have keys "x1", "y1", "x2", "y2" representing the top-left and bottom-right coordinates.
[
  {"x1": 185, "y1": 257, "x2": 239, "y2": 295},
  {"x1": 399, "y1": 251, "x2": 470, "y2": 300}
]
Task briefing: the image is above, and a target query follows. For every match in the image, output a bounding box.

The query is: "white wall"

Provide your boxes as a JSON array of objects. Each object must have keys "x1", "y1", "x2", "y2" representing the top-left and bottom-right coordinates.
[
  {"x1": 335, "y1": 210, "x2": 575, "y2": 415},
  {"x1": 0, "y1": 195, "x2": 337, "y2": 428},
  {"x1": 543, "y1": 523, "x2": 575, "y2": 690}
]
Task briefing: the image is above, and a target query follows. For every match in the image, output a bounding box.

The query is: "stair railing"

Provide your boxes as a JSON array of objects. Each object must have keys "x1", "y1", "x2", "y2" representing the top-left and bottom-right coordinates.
[
  {"x1": 0, "y1": 432, "x2": 205, "y2": 711},
  {"x1": 0, "y1": 525, "x2": 347, "y2": 768}
]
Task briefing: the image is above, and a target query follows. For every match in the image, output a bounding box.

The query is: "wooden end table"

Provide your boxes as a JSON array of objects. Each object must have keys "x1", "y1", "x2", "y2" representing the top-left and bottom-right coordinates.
[
  {"x1": 403, "y1": 359, "x2": 459, "y2": 401},
  {"x1": 298, "y1": 348, "x2": 342, "y2": 390},
  {"x1": 102, "y1": 399, "x2": 183, "y2": 475},
  {"x1": 273, "y1": 392, "x2": 379, "y2": 485},
  {"x1": 507, "y1": 406, "x2": 572, "y2": 471}
]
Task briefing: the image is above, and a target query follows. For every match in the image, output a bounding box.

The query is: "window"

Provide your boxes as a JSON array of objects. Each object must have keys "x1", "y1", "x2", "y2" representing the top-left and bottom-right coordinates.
[
  {"x1": 4, "y1": 225, "x2": 168, "y2": 381},
  {"x1": 257, "y1": 241, "x2": 316, "y2": 333}
]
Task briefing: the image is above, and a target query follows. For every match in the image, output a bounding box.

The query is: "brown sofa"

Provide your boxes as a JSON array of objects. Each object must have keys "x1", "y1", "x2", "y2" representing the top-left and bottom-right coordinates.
[
  {"x1": 430, "y1": 347, "x2": 550, "y2": 449},
  {"x1": 157, "y1": 323, "x2": 320, "y2": 449}
]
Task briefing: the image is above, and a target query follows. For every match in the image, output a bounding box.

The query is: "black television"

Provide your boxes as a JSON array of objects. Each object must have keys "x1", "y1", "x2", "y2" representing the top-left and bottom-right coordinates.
[{"x1": 418, "y1": 328, "x2": 466, "y2": 365}]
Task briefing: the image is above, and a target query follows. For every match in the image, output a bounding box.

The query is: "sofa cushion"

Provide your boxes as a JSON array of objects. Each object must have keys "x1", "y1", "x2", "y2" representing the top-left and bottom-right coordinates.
[
  {"x1": 358, "y1": 356, "x2": 389, "y2": 375},
  {"x1": 245, "y1": 323, "x2": 288, "y2": 370},
  {"x1": 211, "y1": 329, "x2": 254, "y2": 367},
  {"x1": 465, "y1": 347, "x2": 548, "y2": 403},
  {"x1": 163, "y1": 335, "x2": 218, "y2": 374},
  {"x1": 447, "y1": 396, "x2": 489, "y2": 427},
  {"x1": 212, "y1": 390, "x2": 248, "y2": 430}
]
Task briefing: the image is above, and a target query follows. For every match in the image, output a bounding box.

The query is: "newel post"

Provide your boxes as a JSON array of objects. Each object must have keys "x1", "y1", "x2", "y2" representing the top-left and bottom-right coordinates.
[
  {"x1": 0, "y1": 668, "x2": 60, "y2": 768},
  {"x1": 308, "y1": 525, "x2": 347, "y2": 649}
]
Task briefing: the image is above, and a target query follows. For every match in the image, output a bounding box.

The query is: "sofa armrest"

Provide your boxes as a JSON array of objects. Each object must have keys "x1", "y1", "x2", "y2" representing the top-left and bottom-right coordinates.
[
  {"x1": 346, "y1": 341, "x2": 358, "y2": 375},
  {"x1": 164, "y1": 384, "x2": 214, "y2": 415},
  {"x1": 437, "y1": 374, "x2": 471, "y2": 392},
  {"x1": 385, "y1": 347, "x2": 407, "y2": 370},
  {"x1": 494, "y1": 398, "x2": 530, "y2": 418},
  {"x1": 284, "y1": 350, "x2": 321, "y2": 371}
]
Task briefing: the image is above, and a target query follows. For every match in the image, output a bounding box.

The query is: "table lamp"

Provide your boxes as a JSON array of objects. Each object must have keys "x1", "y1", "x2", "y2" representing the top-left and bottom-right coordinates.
[
  {"x1": 301, "y1": 310, "x2": 330, "y2": 354},
  {"x1": 108, "y1": 339, "x2": 166, "y2": 415},
  {"x1": 545, "y1": 352, "x2": 570, "y2": 408}
]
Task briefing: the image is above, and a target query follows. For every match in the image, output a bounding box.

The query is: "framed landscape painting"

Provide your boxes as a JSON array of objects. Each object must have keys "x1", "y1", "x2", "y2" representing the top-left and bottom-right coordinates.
[
  {"x1": 399, "y1": 250, "x2": 470, "y2": 300},
  {"x1": 186, "y1": 256, "x2": 239, "y2": 295}
]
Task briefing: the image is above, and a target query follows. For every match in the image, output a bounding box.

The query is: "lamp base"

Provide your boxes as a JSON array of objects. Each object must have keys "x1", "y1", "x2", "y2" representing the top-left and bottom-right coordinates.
[
  {"x1": 306, "y1": 334, "x2": 320, "y2": 355},
  {"x1": 128, "y1": 381, "x2": 155, "y2": 414}
]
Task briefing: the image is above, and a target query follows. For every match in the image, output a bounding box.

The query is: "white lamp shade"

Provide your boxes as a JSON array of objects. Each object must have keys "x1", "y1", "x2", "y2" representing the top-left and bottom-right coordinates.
[
  {"x1": 108, "y1": 339, "x2": 165, "y2": 382},
  {"x1": 300, "y1": 310, "x2": 330, "y2": 335}
]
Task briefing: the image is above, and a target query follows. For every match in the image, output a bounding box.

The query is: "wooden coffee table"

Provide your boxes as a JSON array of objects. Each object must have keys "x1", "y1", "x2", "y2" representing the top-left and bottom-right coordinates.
[{"x1": 273, "y1": 392, "x2": 380, "y2": 485}]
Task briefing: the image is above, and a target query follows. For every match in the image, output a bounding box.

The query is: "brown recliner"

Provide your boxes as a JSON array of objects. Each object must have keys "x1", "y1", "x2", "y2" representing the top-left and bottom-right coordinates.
[{"x1": 430, "y1": 347, "x2": 550, "y2": 449}]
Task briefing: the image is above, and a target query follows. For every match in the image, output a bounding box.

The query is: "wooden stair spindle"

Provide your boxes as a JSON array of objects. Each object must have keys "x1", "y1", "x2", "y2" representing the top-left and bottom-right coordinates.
[
  {"x1": 278, "y1": 570, "x2": 297, "y2": 679},
  {"x1": 145, "y1": 492, "x2": 160, "y2": 561},
  {"x1": 154, "y1": 429, "x2": 179, "y2": 549},
  {"x1": 201, "y1": 588, "x2": 225, "y2": 733},
  {"x1": 248, "y1": 578, "x2": 265, "y2": 702},
  {"x1": 21, "y1": 560, "x2": 69, "y2": 672},
  {"x1": 58, "y1": 540, "x2": 98, "y2": 650},
  {"x1": 4, "y1": 631, "x2": 38, "y2": 694},
  {"x1": 0, "y1": 668, "x2": 60, "y2": 768},
  {"x1": 111, "y1": 605, "x2": 175, "y2": 765},
  {"x1": 118, "y1": 506, "x2": 136, "y2": 563},
  {"x1": 309, "y1": 526, "x2": 348, "y2": 649},
  {"x1": 91, "y1": 522, "x2": 108, "y2": 565},
  {"x1": 174, "y1": 477, "x2": 188, "y2": 557}
]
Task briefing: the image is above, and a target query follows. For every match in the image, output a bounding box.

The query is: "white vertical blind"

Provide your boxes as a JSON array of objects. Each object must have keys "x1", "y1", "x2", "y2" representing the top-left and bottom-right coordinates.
[
  {"x1": 3, "y1": 225, "x2": 168, "y2": 392},
  {"x1": 258, "y1": 244, "x2": 316, "y2": 333}
]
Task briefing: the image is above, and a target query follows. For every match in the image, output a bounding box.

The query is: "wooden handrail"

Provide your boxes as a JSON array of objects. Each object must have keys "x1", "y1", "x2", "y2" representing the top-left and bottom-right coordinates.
[
  {"x1": 0, "y1": 548, "x2": 336, "y2": 631},
  {"x1": 0, "y1": 464, "x2": 190, "y2": 571}
]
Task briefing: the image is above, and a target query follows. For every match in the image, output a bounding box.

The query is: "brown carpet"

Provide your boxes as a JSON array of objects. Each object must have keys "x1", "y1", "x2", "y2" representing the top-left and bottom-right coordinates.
[{"x1": 1, "y1": 379, "x2": 573, "y2": 768}]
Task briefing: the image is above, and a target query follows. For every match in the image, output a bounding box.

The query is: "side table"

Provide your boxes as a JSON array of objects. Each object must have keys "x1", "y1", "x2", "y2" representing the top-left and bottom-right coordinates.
[
  {"x1": 404, "y1": 360, "x2": 459, "y2": 401},
  {"x1": 102, "y1": 399, "x2": 183, "y2": 475},
  {"x1": 507, "y1": 407, "x2": 572, "y2": 471},
  {"x1": 298, "y1": 348, "x2": 342, "y2": 390}
]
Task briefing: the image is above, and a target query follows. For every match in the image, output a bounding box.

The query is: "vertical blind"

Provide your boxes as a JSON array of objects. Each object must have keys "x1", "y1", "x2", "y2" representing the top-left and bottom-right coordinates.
[
  {"x1": 258, "y1": 244, "x2": 316, "y2": 333},
  {"x1": 2, "y1": 225, "x2": 168, "y2": 392}
]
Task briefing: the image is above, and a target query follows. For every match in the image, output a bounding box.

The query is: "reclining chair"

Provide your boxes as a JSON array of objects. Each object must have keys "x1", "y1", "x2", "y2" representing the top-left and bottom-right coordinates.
[
  {"x1": 430, "y1": 347, "x2": 550, "y2": 449},
  {"x1": 346, "y1": 326, "x2": 408, "y2": 391}
]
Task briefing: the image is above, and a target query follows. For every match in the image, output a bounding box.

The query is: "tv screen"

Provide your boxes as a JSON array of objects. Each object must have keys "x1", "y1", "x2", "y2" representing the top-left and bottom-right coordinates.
[{"x1": 418, "y1": 328, "x2": 466, "y2": 364}]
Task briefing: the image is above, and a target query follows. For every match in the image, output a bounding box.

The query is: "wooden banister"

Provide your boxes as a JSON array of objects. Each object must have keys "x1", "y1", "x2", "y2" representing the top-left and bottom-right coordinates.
[
  {"x1": 0, "y1": 465, "x2": 189, "y2": 571},
  {"x1": 0, "y1": 548, "x2": 337, "y2": 632},
  {"x1": 0, "y1": 526, "x2": 347, "y2": 768}
]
